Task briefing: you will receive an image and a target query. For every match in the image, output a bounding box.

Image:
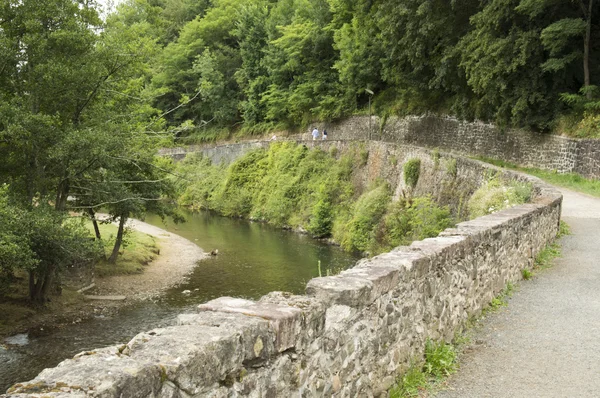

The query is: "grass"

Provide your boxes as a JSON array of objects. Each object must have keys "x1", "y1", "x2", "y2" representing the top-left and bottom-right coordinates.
[
  {"x1": 389, "y1": 340, "x2": 458, "y2": 398},
  {"x1": 475, "y1": 156, "x2": 600, "y2": 198},
  {"x1": 87, "y1": 222, "x2": 160, "y2": 277}
]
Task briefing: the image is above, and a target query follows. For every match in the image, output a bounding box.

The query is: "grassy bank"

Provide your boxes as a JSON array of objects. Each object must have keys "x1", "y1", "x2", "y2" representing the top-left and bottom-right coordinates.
[
  {"x1": 87, "y1": 221, "x2": 160, "y2": 277},
  {"x1": 475, "y1": 156, "x2": 600, "y2": 198}
]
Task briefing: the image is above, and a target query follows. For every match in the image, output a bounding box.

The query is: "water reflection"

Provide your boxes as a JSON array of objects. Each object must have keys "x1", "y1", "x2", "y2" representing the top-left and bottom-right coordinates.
[{"x1": 0, "y1": 209, "x2": 359, "y2": 392}]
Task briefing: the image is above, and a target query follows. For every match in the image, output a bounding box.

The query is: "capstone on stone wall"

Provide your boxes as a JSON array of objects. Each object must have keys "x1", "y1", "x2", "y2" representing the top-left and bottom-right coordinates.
[{"x1": 4, "y1": 142, "x2": 562, "y2": 398}]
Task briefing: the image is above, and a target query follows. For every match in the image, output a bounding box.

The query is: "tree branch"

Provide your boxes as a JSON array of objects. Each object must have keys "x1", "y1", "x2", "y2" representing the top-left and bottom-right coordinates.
[
  {"x1": 70, "y1": 197, "x2": 163, "y2": 209},
  {"x1": 145, "y1": 89, "x2": 203, "y2": 129}
]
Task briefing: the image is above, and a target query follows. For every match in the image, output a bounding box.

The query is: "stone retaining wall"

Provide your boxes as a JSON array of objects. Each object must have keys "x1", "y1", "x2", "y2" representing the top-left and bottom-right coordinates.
[
  {"x1": 305, "y1": 115, "x2": 599, "y2": 179},
  {"x1": 5, "y1": 143, "x2": 562, "y2": 398}
]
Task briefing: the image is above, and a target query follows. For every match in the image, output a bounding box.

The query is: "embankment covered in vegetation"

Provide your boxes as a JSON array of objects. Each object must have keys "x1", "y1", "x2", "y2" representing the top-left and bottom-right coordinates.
[{"x1": 173, "y1": 142, "x2": 532, "y2": 255}]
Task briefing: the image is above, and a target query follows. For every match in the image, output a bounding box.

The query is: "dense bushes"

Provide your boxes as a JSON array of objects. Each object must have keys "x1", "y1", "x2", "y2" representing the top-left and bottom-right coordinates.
[
  {"x1": 0, "y1": 187, "x2": 101, "y2": 302},
  {"x1": 175, "y1": 143, "x2": 455, "y2": 254}
]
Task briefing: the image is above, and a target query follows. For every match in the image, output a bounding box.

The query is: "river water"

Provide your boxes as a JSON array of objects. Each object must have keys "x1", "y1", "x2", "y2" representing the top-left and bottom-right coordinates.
[{"x1": 0, "y1": 210, "x2": 359, "y2": 392}]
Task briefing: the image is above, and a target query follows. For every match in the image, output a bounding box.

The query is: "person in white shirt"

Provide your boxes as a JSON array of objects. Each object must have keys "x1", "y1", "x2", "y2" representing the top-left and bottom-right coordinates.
[{"x1": 311, "y1": 127, "x2": 319, "y2": 140}]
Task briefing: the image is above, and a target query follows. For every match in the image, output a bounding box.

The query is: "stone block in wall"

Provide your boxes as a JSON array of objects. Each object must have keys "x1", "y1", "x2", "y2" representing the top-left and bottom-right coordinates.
[
  {"x1": 305, "y1": 274, "x2": 373, "y2": 309},
  {"x1": 176, "y1": 311, "x2": 276, "y2": 365},
  {"x1": 6, "y1": 345, "x2": 164, "y2": 397},
  {"x1": 198, "y1": 297, "x2": 303, "y2": 353}
]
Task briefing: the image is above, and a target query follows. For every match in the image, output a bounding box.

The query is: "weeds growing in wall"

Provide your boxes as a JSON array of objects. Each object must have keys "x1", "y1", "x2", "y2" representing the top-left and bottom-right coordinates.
[
  {"x1": 174, "y1": 143, "x2": 454, "y2": 254},
  {"x1": 403, "y1": 158, "x2": 421, "y2": 189},
  {"x1": 467, "y1": 175, "x2": 532, "y2": 218},
  {"x1": 389, "y1": 340, "x2": 457, "y2": 398}
]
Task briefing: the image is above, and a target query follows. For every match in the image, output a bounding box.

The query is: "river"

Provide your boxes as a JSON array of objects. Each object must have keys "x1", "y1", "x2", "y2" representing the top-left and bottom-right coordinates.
[{"x1": 0, "y1": 210, "x2": 359, "y2": 392}]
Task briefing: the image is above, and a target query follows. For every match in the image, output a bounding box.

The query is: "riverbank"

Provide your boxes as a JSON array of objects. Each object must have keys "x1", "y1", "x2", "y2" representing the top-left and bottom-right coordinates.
[
  {"x1": 92, "y1": 218, "x2": 207, "y2": 300},
  {"x1": 0, "y1": 219, "x2": 206, "y2": 340}
]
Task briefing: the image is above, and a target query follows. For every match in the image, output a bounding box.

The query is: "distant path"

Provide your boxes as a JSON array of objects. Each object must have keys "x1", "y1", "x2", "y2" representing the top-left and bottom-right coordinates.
[
  {"x1": 436, "y1": 187, "x2": 600, "y2": 397},
  {"x1": 94, "y1": 219, "x2": 207, "y2": 300}
]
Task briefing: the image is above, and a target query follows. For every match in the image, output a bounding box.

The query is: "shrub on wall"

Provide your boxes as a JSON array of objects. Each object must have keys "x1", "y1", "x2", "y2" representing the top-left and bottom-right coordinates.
[
  {"x1": 468, "y1": 177, "x2": 532, "y2": 218},
  {"x1": 379, "y1": 197, "x2": 454, "y2": 251},
  {"x1": 334, "y1": 183, "x2": 391, "y2": 252},
  {"x1": 404, "y1": 158, "x2": 421, "y2": 189}
]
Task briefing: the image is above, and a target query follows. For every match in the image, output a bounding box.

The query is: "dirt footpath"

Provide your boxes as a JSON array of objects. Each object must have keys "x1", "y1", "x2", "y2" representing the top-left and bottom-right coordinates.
[
  {"x1": 436, "y1": 187, "x2": 600, "y2": 397},
  {"x1": 93, "y1": 218, "x2": 207, "y2": 300}
]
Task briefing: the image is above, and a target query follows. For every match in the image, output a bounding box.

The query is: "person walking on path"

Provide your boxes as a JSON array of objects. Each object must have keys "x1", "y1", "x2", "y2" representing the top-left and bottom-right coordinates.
[
  {"x1": 311, "y1": 127, "x2": 319, "y2": 140},
  {"x1": 322, "y1": 130, "x2": 328, "y2": 140}
]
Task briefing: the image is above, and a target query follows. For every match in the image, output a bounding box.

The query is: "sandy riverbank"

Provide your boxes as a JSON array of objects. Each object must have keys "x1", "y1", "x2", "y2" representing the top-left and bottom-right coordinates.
[
  {"x1": 93, "y1": 218, "x2": 207, "y2": 300},
  {"x1": 1, "y1": 219, "x2": 206, "y2": 340}
]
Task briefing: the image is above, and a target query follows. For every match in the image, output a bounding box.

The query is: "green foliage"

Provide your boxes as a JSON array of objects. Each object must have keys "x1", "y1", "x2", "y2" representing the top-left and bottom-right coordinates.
[
  {"x1": 403, "y1": 159, "x2": 421, "y2": 189},
  {"x1": 379, "y1": 197, "x2": 454, "y2": 253},
  {"x1": 308, "y1": 198, "x2": 334, "y2": 238},
  {"x1": 389, "y1": 340, "x2": 457, "y2": 398},
  {"x1": 389, "y1": 365, "x2": 428, "y2": 398},
  {"x1": 335, "y1": 184, "x2": 390, "y2": 252},
  {"x1": 468, "y1": 178, "x2": 533, "y2": 218},
  {"x1": 175, "y1": 144, "x2": 454, "y2": 254},
  {"x1": 176, "y1": 143, "x2": 355, "y2": 230},
  {"x1": 484, "y1": 282, "x2": 515, "y2": 314},
  {"x1": 423, "y1": 340, "x2": 458, "y2": 378},
  {"x1": 359, "y1": 149, "x2": 369, "y2": 166},
  {"x1": 534, "y1": 243, "x2": 562, "y2": 270},
  {"x1": 522, "y1": 268, "x2": 533, "y2": 280},
  {"x1": 431, "y1": 149, "x2": 441, "y2": 169},
  {"x1": 79, "y1": 0, "x2": 600, "y2": 136},
  {"x1": 558, "y1": 221, "x2": 571, "y2": 237},
  {"x1": 0, "y1": 187, "x2": 102, "y2": 302},
  {"x1": 446, "y1": 158, "x2": 458, "y2": 178}
]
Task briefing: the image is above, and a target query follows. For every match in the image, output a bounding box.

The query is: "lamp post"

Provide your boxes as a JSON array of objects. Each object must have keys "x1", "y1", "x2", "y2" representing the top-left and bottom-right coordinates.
[{"x1": 365, "y1": 88, "x2": 374, "y2": 139}]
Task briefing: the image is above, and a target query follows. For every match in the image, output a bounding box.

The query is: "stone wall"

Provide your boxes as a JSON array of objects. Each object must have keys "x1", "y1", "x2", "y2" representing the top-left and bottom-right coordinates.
[
  {"x1": 159, "y1": 141, "x2": 271, "y2": 164},
  {"x1": 5, "y1": 143, "x2": 562, "y2": 398},
  {"x1": 303, "y1": 115, "x2": 600, "y2": 179}
]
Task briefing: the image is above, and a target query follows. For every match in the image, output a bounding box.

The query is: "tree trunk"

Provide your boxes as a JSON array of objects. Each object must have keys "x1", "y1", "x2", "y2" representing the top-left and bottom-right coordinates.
[
  {"x1": 88, "y1": 208, "x2": 102, "y2": 240},
  {"x1": 108, "y1": 213, "x2": 127, "y2": 264},
  {"x1": 28, "y1": 271, "x2": 35, "y2": 301},
  {"x1": 38, "y1": 265, "x2": 56, "y2": 302},
  {"x1": 28, "y1": 266, "x2": 55, "y2": 303},
  {"x1": 55, "y1": 177, "x2": 70, "y2": 211},
  {"x1": 584, "y1": 0, "x2": 593, "y2": 99}
]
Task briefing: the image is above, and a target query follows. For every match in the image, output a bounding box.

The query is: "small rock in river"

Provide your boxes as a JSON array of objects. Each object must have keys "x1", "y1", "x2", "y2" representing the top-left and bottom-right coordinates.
[
  {"x1": 182, "y1": 290, "x2": 191, "y2": 295},
  {"x1": 4, "y1": 334, "x2": 29, "y2": 346}
]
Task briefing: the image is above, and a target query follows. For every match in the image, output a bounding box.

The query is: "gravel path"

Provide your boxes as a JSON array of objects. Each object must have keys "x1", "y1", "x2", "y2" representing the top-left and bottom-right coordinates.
[
  {"x1": 94, "y1": 218, "x2": 207, "y2": 300},
  {"x1": 436, "y1": 187, "x2": 600, "y2": 398}
]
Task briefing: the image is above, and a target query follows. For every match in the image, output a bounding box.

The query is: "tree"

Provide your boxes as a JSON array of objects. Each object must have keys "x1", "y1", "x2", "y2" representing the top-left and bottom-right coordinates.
[
  {"x1": 0, "y1": 0, "x2": 179, "y2": 298},
  {"x1": 0, "y1": 186, "x2": 100, "y2": 302},
  {"x1": 518, "y1": 0, "x2": 597, "y2": 99}
]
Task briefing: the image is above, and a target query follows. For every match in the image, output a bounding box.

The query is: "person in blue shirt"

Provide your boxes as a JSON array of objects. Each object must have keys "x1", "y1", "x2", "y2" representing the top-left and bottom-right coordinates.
[{"x1": 311, "y1": 127, "x2": 319, "y2": 140}]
